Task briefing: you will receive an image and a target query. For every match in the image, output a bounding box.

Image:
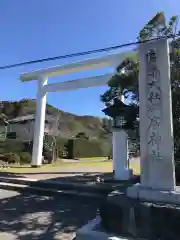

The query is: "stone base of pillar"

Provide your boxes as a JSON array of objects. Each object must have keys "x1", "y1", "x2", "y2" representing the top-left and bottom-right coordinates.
[
  {"x1": 127, "y1": 183, "x2": 180, "y2": 205},
  {"x1": 114, "y1": 168, "x2": 133, "y2": 181},
  {"x1": 76, "y1": 216, "x2": 131, "y2": 240},
  {"x1": 31, "y1": 165, "x2": 41, "y2": 168}
]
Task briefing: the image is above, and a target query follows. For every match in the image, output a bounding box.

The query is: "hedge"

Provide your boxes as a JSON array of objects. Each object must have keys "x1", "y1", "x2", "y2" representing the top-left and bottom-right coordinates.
[
  {"x1": 43, "y1": 135, "x2": 68, "y2": 158},
  {"x1": 19, "y1": 152, "x2": 32, "y2": 164},
  {"x1": 67, "y1": 138, "x2": 111, "y2": 159},
  {"x1": 56, "y1": 137, "x2": 68, "y2": 157},
  {"x1": 2, "y1": 152, "x2": 20, "y2": 164},
  {"x1": 0, "y1": 152, "x2": 32, "y2": 164},
  {"x1": 0, "y1": 139, "x2": 25, "y2": 154}
]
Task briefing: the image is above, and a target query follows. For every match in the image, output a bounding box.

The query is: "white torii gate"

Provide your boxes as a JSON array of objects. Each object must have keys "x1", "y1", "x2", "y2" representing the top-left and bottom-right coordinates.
[{"x1": 20, "y1": 50, "x2": 133, "y2": 180}]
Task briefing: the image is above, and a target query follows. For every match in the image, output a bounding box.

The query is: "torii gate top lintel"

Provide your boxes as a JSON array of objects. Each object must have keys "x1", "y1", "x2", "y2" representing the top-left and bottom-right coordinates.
[{"x1": 20, "y1": 50, "x2": 133, "y2": 82}]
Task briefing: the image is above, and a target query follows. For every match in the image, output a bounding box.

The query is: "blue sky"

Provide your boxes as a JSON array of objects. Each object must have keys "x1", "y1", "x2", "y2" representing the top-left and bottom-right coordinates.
[{"x1": 0, "y1": 0, "x2": 179, "y2": 116}]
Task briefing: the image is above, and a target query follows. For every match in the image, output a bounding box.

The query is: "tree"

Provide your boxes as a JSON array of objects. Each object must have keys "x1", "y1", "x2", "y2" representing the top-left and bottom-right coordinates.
[
  {"x1": 12, "y1": 101, "x2": 23, "y2": 117},
  {"x1": 2, "y1": 101, "x2": 15, "y2": 117},
  {"x1": 76, "y1": 132, "x2": 89, "y2": 140},
  {"x1": 101, "y1": 12, "x2": 180, "y2": 161}
]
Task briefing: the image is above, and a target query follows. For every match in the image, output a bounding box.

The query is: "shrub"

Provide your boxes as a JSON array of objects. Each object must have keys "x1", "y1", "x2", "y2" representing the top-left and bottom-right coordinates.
[
  {"x1": 19, "y1": 152, "x2": 31, "y2": 164},
  {"x1": 0, "y1": 159, "x2": 8, "y2": 167},
  {"x1": 0, "y1": 139, "x2": 25, "y2": 154},
  {"x1": 67, "y1": 138, "x2": 107, "y2": 159},
  {"x1": 4, "y1": 152, "x2": 20, "y2": 164},
  {"x1": 55, "y1": 137, "x2": 68, "y2": 158},
  {"x1": 43, "y1": 151, "x2": 52, "y2": 163}
]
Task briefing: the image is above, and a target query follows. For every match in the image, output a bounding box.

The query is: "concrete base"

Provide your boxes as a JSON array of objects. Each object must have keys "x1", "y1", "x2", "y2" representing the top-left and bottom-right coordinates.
[
  {"x1": 31, "y1": 165, "x2": 41, "y2": 168},
  {"x1": 114, "y1": 169, "x2": 133, "y2": 181},
  {"x1": 76, "y1": 216, "x2": 136, "y2": 240},
  {"x1": 127, "y1": 183, "x2": 180, "y2": 205}
]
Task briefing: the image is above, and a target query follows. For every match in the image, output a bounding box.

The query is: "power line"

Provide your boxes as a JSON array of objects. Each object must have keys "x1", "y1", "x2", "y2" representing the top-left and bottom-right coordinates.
[{"x1": 0, "y1": 34, "x2": 179, "y2": 70}]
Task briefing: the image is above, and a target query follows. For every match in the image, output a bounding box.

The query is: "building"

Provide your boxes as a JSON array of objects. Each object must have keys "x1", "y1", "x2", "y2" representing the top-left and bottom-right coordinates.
[
  {"x1": 8, "y1": 114, "x2": 60, "y2": 141},
  {"x1": 0, "y1": 118, "x2": 9, "y2": 141}
]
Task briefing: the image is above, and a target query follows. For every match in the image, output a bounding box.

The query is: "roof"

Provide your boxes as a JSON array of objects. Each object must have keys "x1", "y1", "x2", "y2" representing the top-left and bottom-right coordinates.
[
  {"x1": 0, "y1": 119, "x2": 9, "y2": 126},
  {"x1": 20, "y1": 50, "x2": 134, "y2": 82},
  {"x1": 8, "y1": 114, "x2": 35, "y2": 123},
  {"x1": 102, "y1": 99, "x2": 130, "y2": 117},
  {"x1": 8, "y1": 114, "x2": 58, "y2": 124}
]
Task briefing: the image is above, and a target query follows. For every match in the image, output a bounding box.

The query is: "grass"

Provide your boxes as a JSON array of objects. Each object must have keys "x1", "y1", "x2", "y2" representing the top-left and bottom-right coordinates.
[
  {"x1": 130, "y1": 159, "x2": 140, "y2": 175},
  {"x1": 78, "y1": 157, "x2": 107, "y2": 161},
  {"x1": 0, "y1": 158, "x2": 140, "y2": 175},
  {"x1": 0, "y1": 161, "x2": 111, "y2": 173}
]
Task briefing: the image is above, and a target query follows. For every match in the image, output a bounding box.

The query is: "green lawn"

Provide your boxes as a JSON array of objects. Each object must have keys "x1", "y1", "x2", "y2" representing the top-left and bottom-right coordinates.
[
  {"x1": 78, "y1": 157, "x2": 107, "y2": 161},
  {"x1": 0, "y1": 158, "x2": 140, "y2": 175}
]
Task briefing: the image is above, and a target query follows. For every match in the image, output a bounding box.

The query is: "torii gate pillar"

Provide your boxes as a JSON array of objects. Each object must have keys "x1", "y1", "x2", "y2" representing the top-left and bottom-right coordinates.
[{"x1": 31, "y1": 76, "x2": 47, "y2": 167}]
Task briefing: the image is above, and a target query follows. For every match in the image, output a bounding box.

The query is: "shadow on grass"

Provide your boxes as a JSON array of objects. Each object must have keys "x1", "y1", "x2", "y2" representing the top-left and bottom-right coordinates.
[
  {"x1": 0, "y1": 171, "x2": 25, "y2": 178},
  {"x1": 0, "y1": 170, "x2": 140, "y2": 189},
  {"x1": 0, "y1": 170, "x2": 141, "y2": 204},
  {"x1": 0, "y1": 190, "x2": 99, "y2": 239},
  {"x1": 0, "y1": 170, "x2": 140, "y2": 183}
]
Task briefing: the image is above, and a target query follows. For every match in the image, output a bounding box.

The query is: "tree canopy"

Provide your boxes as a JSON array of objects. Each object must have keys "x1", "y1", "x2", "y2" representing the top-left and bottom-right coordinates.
[{"x1": 101, "y1": 12, "x2": 180, "y2": 161}]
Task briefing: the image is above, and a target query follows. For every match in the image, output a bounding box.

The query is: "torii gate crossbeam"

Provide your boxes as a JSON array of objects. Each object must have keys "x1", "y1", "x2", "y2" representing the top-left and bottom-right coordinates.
[{"x1": 20, "y1": 50, "x2": 133, "y2": 167}]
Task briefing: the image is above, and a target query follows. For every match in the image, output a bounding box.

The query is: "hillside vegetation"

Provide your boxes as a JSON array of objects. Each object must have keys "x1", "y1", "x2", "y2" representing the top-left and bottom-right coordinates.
[{"x1": 0, "y1": 99, "x2": 111, "y2": 140}]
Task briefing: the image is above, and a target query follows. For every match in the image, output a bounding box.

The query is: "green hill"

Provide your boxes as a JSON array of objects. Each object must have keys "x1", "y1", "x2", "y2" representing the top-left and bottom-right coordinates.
[{"x1": 0, "y1": 99, "x2": 111, "y2": 140}]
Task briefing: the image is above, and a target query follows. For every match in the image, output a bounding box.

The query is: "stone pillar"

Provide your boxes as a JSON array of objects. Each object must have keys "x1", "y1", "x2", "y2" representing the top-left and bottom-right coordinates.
[
  {"x1": 112, "y1": 94, "x2": 132, "y2": 180},
  {"x1": 112, "y1": 128, "x2": 132, "y2": 180},
  {"x1": 113, "y1": 128, "x2": 132, "y2": 180},
  {"x1": 127, "y1": 39, "x2": 179, "y2": 204},
  {"x1": 139, "y1": 39, "x2": 175, "y2": 190},
  {"x1": 31, "y1": 76, "x2": 48, "y2": 167}
]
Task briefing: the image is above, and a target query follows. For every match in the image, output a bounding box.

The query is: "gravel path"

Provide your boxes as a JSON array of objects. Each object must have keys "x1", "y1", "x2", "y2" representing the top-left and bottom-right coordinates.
[{"x1": 0, "y1": 189, "x2": 99, "y2": 240}]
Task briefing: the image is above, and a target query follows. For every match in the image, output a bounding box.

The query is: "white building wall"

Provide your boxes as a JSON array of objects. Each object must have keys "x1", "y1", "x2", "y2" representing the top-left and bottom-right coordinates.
[
  {"x1": 9, "y1": 119, "x2": 58, "y2": 141},
  {"x1": 9, "y1": 122, "x2": 34, "y2": 141}
]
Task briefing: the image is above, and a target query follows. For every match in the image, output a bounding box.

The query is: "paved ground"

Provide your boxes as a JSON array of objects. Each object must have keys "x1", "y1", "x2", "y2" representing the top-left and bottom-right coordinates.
[
  {"x1": 62, "y1": 159, "x2": 107, "y2": 163},
  {"x1": 17, "y1": 172, "x2": 112, "y2": 182},
  {"x1": 0, "y1": 157, "x2": 140, "y2": 181},
  {"x1": 0, "y1": 189, "x2": 99, "y2": 240}
]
